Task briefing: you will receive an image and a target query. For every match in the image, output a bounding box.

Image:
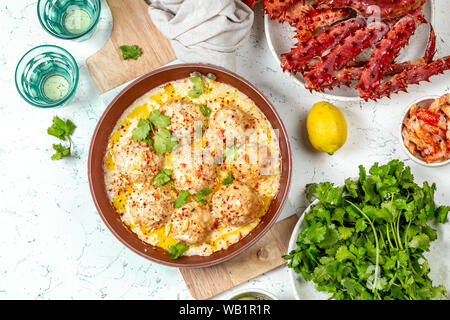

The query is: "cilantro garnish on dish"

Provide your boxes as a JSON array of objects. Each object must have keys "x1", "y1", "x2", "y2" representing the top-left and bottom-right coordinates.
[
  {"x1": 188, "y1": 76, "x2": 204, "y2": 98},
  {"x1": 193, "y1": 188, "x2": 212, "y2": 205},
  {"x1": 47, "y1": 116, "x2": 76, "y2": 160},
  {"x1": 199, "y1": 103, "x2": 212, "y2": 117},
  {"x1": 223, "y1": 171, "x2": 233, "y2": 185},
  {"x1": 131, "y1": 110, "x2": 178, "y2": 154},
  {"x1": 284, "y1": 160, "x2": 449, "y2": 300},
  {"x1": 168, "y1": 242, "x2": 189, "y2": 259},
  {"x1": 174, "y1": 190, "x2": 190, "y2": 208},
  {"x1": 153, "y1": 169, "x2": 173, "y2": 187}
]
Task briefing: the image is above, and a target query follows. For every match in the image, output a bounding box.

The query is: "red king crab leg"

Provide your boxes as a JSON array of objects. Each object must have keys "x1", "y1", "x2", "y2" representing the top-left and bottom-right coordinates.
[
  {"x1": 316, "y1": 0, "x2": 425, "y2": 19},
  {"x1": 356, "y1": 8, "x2": 425, "y2": 99},
  {"x1": 264, "y1": 0, "x2": 302, "y2": 20},
  {"x1": 304, "y1": 22, "x2": 389, "y2": 92},
  {"x1": 280, "y1": 18, "x2": 366, "y2": 73},
  {"x1": 369, "y1": 56, "x2": 450, "y2": 101}
]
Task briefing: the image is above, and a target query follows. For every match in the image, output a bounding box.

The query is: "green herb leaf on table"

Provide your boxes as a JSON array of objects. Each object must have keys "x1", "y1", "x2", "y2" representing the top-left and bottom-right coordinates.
[
  {"x1": 200, "y1": 104, "x2": 212, "y2": 117},
  {"x1": 47, "y1": 116, "x2": 76, "y2": 160},
  {"x1": 51, "y1": 144, "x2": 71, "y2": 160},
  {"x1": 188, "y1": 76, "x2": 204, "y2": 98},
  {"x1": 174, "y1": 190, "x2": 190, "y2": 208},
  {"x1": 194, "y1": 188, "x2": 212, "y2": 205},
  {"x1": 119, "y1": 45, "x2": 142, "y2": 60},
  {"x1": 223, "y1": 171, "x2": 233, "y2": 185},
  {"x1": 285, "y1": 160, "x2": 449, "y2": 300},
  {"x1": 153, "y1": 169, "x2": 173, "y2": 187},
  {"x1": 168, "y1": 242, "x2": 189, "y2": 259}
]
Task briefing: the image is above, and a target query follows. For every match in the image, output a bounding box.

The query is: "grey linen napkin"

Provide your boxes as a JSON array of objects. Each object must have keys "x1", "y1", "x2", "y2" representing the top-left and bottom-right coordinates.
[{"x1": 146, "y1": 0, "x2": 254, "y2": 71}]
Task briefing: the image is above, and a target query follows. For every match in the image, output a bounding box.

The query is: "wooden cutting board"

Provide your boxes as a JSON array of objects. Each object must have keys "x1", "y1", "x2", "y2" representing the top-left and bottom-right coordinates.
[
  {"x1": 180, "y1": 214, "x2": 299, "y2": 300},
  {"x1": 86, "y1": 0, "x2": 176, "y2": 94}
]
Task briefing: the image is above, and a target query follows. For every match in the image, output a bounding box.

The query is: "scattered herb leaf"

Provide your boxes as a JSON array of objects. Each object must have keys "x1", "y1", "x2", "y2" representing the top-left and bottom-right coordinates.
[
  {"x1": 149, "y1": 109, "x2": 171, "y2": 129},
  {"x1": 188, "y1": 76, "x2": 204, "y2": 98},
  {"x1": 223, "y1": 171, "x2": 233, "y2": 185},
  {"x1": 200, "y1": 104, "x2": 212, "y2": 117},
  {"x1": 153, "y1": 169, "x2": 173, "y2": 187},
  {"x1": 168, "y1": 242, "x2": 189, "y2": 259},
  {"x1": 153, "y1": 128, "x2": 178, "y2": 154},
  {"x1": 51, "y1": 143, "x2": 71, "y2": 160},
  {"x1": 194, "y1": 188, "x2": 212, "y2": 205},
  {"x1": 47, "y1": 116, "x2": 76, "y2": 160},
  {"x1": 132, "y1": 119, "x2": 152, "y2": 142},
  {"x1": 119, "y1": 45, "x2": 142, "y2": 60},
  {"x1": 174, "y1": 190, "x2": 190, "y2": 208}
]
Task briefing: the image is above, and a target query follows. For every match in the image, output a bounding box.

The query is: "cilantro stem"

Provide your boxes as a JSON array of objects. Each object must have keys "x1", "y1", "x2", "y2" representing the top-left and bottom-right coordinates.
[
  {"x1": 390, "y1": 222, "x2": 399, "y2": 249},
  {"x1": 346, "y1": 200, "x2": 380, "y2": 293},
  {"x1": 404, "y1": 219, "x2": 413, "y2": 250},
  {"x1": 396, "y1": 212, "x2": 404, "y2": 250},
  {"x1": 386, "y1": 224, "x2": 395, "y2": 250}
]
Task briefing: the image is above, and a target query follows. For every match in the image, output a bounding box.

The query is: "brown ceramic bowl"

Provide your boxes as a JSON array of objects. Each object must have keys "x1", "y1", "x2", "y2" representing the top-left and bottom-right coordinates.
[{"x1": 88, "y1": 64, "x2": 292, "y2": 268}]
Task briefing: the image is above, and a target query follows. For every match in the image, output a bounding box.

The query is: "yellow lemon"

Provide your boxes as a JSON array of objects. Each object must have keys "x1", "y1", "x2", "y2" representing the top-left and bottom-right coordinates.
[{"x1": 306, "y1": 101, "x2": 347, "y2": 155}]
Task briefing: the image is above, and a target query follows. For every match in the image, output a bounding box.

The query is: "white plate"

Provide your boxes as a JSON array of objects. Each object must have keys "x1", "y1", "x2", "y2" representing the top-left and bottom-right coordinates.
[
  {"x1": 288, "y1": 196, "x2": 450, "y2": 300},
  {"x1": 264, "y1": 1, "x2": 434, "y2": 102}
]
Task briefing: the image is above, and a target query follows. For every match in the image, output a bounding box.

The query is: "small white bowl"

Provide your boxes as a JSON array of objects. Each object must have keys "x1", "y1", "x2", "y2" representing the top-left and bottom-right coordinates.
[{"x1": 399, "y1": 95, "x2": 450, "y2": 168}]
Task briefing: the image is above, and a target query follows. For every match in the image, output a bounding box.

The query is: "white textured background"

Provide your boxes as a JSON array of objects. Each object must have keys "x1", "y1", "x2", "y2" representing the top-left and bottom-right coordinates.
[{"x1": 0, "y1": 0, "x2": 449, "y2": 300}]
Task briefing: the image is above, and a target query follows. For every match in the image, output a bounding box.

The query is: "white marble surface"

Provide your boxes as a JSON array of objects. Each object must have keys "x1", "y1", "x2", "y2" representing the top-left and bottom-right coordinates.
[{"x1": 0, "y1": 0, "x2": 449, "y2": 300}]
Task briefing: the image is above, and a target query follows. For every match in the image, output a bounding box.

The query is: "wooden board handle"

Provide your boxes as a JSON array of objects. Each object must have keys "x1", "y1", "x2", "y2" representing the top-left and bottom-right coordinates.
[
  {"x1": 180, "y1": 214, "x2": 299, "y2": 300},
  {"x1": 86, "y1": 0, "x2": 176, "y2": 94}
]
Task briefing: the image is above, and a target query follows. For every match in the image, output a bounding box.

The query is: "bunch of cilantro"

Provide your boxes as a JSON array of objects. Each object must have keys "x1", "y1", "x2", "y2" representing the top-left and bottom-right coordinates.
[{"x1": 284, "y1": 160, "x2": 449, "y2": 300}]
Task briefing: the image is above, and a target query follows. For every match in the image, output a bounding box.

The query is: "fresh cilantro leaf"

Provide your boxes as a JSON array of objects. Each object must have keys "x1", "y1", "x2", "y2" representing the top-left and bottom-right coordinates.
[
  {"x1": 47, "y1": 116, "x2": 76, "y2": 160},
  {"x1": 168, "y1": 242, "x2": 189, "y2": 259},
  {"x1": 51, "y1": 143, "x2": 71, "y2": 160},
  {"x1": 436, "y1": 206, "x2": 449, "y2": 223},
  {"x1": 188, "y1": 76, "x2": 204, "y2": 98},
  {"x1": 200, "y1": 104, "x2": 212, "y2": 117},
  {"x1": 223, "y1": 171, "x2": 233, "y2": 185},
  {"x1": 153, "y1": 169, "x2": 173, "y2": 187},
  {"x1": 338, "y1": 226, "x2": 354, "y2": 240},
  {"x1": 194, "y1": 188, "x2": 212, "y2": 205},
  {"x1": 149, "y1": 110, "x2": 171, "y2": 129},
  {"x1": 174, "y1": 190, "x2": 189, "y2": 208},
  {"x1": 119, "y1": 45, "x2": 142, "y2": 60},
  {"x1": 132, "y1": 119, "x2": 152, "y2": 142},
  {"x1": 355, "y1": 218, "x2": 367, "y2": 233},
  {"x1": 408, "y1": 233, "x2": 430, "y2": 251},
  {"x1": 47, "y1": 116, "x2": 76, "y2": 140},
  {"x1": 153, "y1": 128, "x2": 178, "y2": 154}
]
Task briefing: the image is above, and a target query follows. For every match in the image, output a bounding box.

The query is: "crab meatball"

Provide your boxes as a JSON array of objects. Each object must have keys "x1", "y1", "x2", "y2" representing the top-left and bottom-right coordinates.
[
  {"x1": 206, "y1": 105, "x2": 255, "y2": 149},
  {"x1": 159, "y1": 99, "x2": 206, "y2": 137},
  {"x1": 114, "y1": 141, "x2": 165, "y2": 184},
  {"x1": 170, "y1": 202, "x2": 213, "y2": 245},
  {"x1": 227, "y1": 144, "x2": 274, "y2": 183},
  {"x1": 171, "y1": 145, "x2": 217, "y2": 193},
  {"x1": 127, "y1": 184, "x2": 175, "y2": 230},
  {"x1": 211, "y1": 181, "x2": 262, "y2": 227}
]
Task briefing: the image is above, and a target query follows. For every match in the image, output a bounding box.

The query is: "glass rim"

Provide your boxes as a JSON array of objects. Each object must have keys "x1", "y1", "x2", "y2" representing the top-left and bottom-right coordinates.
[
  {"x1": 15, "y1": 44, "x2": 79, "y2": 108},
  {"x1": 37, "y1": 0, "x2": 102, "y2": 40}
]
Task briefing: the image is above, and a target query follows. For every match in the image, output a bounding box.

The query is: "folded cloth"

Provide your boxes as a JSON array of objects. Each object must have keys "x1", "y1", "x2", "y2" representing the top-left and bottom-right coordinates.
[{"x1": 147, "y1": 0, "x2": 254, "y2": 71}]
